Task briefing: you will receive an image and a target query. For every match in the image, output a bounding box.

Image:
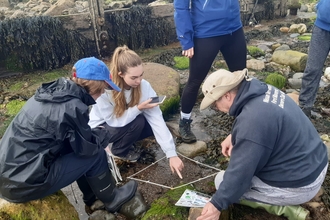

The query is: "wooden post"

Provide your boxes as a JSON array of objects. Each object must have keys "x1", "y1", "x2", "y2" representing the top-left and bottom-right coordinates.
[{"x1": 88, "y1": 0, "x2": 106, "y2": 57}]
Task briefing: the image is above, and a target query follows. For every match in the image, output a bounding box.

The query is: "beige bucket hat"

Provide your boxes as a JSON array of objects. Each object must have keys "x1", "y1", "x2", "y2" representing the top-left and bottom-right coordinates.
[{"x1": 200, "y1": 68, "x2": 248, "y2": 110}]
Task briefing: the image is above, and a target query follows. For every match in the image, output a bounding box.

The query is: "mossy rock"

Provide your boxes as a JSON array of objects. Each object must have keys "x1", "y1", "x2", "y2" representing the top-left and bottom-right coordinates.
[
  {"x1": 265, "y1": 73, "x2": 287, "y2": 89},
  {"x1": 0, "y1": 191, "x2": 79, "y2": 220},
  {"x1": 298, "y1": 35, "x2": 311, "y2": 41},
  {"x1": 142, "y1": 186, "x2": 194, "y2": 220},
  {"x1": 160, "y1": 95, "x2": 180, "y2": 120},
  {"x1": 173, "y1": 56, "x2": 189, "y2": 70},
  {"x1": 247, "y1": 46, "x2": 265, "y2": 58}
]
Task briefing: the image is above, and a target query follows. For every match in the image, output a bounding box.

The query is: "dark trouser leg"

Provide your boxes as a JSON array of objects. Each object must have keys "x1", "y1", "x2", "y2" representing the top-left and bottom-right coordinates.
[
  {"x1": 181, "y1": 37, "x2": 221, "y2": 114},
  {"x1": 76, "y1": 175, "x2": 96, "y2": 206},
  {"x1": 220, "y1": 28, "x2": 247, "y2": 71},
  {"x1": 35, "y1": 147, "x2": 108, "y2": 201},
  {"x1": 137, "y1": 116, "x2": 154, "y2": 141},
  {"x1": 104, "y1": 114, "x2": 153, "y2": 156},
  {"x1": 299, "y1": 26, "x2": 330, "y2": 109}
]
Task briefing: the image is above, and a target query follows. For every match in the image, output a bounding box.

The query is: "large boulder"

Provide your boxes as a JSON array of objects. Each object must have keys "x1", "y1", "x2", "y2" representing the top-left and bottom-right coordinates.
[
  {"x1": 0, "y1": 191, "x2": 79, "y2": 219},
  {"x1": 272, "y1": 50, "x2": 307, "y2": 72},
  {"x1": 143, "y1": 62, "x2": 180, "y2": 98}
]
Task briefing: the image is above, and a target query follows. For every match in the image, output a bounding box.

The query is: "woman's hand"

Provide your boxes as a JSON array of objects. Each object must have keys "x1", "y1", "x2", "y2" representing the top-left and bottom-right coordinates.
[
  {"x1": 182, "y1": 47, "x2": 194, "y2": 58},
  {"x1": 196, "y1": 202, "x2": 221, "y2": 220},
  {"x1": 137, "y1": 98, "x2": 159, "y2": 111},
  {"x1": 169, "y1": 156, "x2": 184, "y2": 179},
  {"x1": 221, "y1": 134, "x2": 233, "y2": 157}
]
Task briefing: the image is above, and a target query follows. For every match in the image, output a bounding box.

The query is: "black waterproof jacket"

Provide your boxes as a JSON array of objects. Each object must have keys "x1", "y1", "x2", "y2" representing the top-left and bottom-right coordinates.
[{"x1": 0, "y1": 77, "x2": 104, "y2": 203}]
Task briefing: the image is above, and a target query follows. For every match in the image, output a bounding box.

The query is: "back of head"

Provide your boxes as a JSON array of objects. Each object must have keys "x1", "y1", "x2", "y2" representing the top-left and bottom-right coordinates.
[
  {"x1": 110, "y1": 45, "x2": 143, "y2": 117},
  {"x1": 72, "y1": 57, "x2": 120, "y2": 96}
]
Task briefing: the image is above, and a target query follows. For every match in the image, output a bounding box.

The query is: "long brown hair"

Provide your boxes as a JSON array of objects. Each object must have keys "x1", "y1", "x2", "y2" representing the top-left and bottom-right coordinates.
[{"x1": 111, "y1": 45, "x2": 142, "y2": 117}]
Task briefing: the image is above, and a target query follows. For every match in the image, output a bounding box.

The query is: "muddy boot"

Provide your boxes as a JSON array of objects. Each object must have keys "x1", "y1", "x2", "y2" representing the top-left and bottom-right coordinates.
[
  {"x1": 87, "y1": 169, "x2": 138, "y2": 214},
  {"x1": 179, "y1": 118, "x2": 197, "y2": 143},
  {"x1": 239, "y1": 199, "x2": 310, "y2": 220}
]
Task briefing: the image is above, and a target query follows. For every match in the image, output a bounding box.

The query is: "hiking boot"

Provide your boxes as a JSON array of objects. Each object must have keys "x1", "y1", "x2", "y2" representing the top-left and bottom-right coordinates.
[
  {"x1": 179, "y1": 118, "x2": 197, "y2": 143},
  {"x1": 111, "y1": 146, "x2": 140, "y2": 162}
]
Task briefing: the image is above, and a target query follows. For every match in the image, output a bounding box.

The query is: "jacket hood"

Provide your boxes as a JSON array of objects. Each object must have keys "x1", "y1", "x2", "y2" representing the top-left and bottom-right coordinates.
[
  {"x1": 34, "y1": 77, "x2": 95, "y2": 106},
  {"x1": 229, "y1": 79, "x2": 268, "y2": 117}
]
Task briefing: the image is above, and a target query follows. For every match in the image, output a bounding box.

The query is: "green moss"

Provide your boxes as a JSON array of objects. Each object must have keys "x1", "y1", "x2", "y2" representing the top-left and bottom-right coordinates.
[
  {"x1": 6, "y1": 100, "x2": 26, "y2": 116},
  {"x1": 0, "y1": 191, "x2": 78, "y2": 220},
  {"x1": 298, "y1": 35, "x2": 311, "y2": 41},
  {"x1": 173, "y1": 56, "x2": 189, "y2": 70},
  {"x1": 0, "y1": 114, "x2": 14, "y2": 139},
  {"x1": 247, "y1": 46, "x2": 265, "y2": 58},
  {"x1": 9, "y1": 82, "x2": 25, "y2": 92},
  {"x1": 8, "y1": 70, "x2": 68, "y2": 92},
  {"x1": 265, "y1": 73, "x2": 287, "y2": 89},
  {"x1": 160, "y1": 95, "x2": 180, "y2": 120},
  {"x1": 142, "y1": 186, "x2": 195, "y2": 220}
]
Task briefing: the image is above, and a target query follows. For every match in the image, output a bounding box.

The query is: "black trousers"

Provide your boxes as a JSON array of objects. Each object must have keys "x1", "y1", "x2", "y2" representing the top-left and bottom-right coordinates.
[
  {"x1": 102, "y1": 114, "x2": 154, "y2": 156},
  {"x1": 181, "y1": 27, "x2": 247, "y2": 113}
]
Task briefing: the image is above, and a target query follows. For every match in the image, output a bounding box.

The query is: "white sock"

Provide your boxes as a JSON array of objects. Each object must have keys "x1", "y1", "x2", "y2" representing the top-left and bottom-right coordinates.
[{"x1": 180, "y1": 112, "x2": 191, "y2": 120}]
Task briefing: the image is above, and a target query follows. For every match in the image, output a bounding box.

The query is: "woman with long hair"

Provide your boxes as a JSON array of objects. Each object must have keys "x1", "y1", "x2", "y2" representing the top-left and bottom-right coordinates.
[{"x1": 89, "y1": 45, "x2": 184, "y2": 178}]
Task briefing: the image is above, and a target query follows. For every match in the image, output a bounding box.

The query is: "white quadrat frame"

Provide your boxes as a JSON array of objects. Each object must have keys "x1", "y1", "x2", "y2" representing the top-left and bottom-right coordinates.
[{"x1": 127, "y1": 152, "x2": 223, "y2": 190}]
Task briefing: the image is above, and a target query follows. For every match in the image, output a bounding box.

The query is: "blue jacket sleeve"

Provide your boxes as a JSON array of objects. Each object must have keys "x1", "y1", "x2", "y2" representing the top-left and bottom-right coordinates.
[
  {"x1": 210, "y1": 137, "x2": 272, "y2": 211},
  {"x1": 174, "y1": 0, "x2": 194, "y2": 50}
]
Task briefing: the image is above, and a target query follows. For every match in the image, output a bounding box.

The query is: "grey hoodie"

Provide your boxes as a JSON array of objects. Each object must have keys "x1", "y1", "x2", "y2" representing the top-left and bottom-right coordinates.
[{"x1": 210, "y1": 79, "x2": 328, "y2": 211}]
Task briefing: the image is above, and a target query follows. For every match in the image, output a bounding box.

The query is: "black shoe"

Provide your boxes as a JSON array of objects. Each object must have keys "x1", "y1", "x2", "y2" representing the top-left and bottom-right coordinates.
[
  {"x1": 301, "y1": 106, "x2": 311, "y2": 117},
  {"x1": 112, "y1": 147, "x2": 140, "y2": 162},
  {"x1": 179, "y1": 118, "x2": 197, "y2": 143}
]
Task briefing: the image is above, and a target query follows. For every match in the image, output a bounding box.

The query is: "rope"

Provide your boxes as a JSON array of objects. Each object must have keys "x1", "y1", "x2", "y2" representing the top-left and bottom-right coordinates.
[{"x1": 127, "y1": 152, "x2": 223, "y2": 190}]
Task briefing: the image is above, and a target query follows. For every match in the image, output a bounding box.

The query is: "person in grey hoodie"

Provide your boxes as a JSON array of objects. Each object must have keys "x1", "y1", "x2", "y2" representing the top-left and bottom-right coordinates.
[
  {"x1": 197, "y1": 68, "x2": 328, "y2": 220},
  {"x1": 299, "y1": 0, "x2": 330, "y2": 117}
]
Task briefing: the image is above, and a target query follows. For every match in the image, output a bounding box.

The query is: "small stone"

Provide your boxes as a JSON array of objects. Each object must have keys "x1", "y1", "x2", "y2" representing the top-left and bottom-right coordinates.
[{"x1": 280, "y1": 27, "x2": 289, "y2": 33}]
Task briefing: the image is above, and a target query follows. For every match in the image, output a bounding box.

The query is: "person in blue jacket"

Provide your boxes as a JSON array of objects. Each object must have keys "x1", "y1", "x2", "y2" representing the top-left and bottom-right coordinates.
[
  {"x1": 197, "y1": 68, "x2": 328, "y2": 219},
  {"x1": 174, "y1": 0, "x2": 247, "y2": 143},
  {"x1": 299, "y1": 0, "x2": 330, "y2": 117}
]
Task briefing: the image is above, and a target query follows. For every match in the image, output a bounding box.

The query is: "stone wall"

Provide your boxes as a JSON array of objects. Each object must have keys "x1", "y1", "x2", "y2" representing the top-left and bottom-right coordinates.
[{"x1": 56, "y1": 1, "x2": 288, "y2": 56}]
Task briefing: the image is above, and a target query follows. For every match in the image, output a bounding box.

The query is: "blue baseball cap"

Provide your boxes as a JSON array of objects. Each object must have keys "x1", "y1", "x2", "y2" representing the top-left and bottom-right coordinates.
[{"x1": 73, "y1": 57, "x2": 121, "y2": 92}]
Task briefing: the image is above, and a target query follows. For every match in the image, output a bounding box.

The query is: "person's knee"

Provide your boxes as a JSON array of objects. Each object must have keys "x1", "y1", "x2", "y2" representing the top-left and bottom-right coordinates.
[
  {"x1": 214, "y1": 171, "x2": 225, "y2": 190},
  {"x1": 134, "y1": 114, "x2": 146, "y2": 130}
]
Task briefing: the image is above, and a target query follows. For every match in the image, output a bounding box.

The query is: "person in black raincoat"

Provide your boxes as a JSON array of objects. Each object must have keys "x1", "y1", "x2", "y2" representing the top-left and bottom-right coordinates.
[{"x1": 0, "y1": 57, "x2": 140, "y2": 217}]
